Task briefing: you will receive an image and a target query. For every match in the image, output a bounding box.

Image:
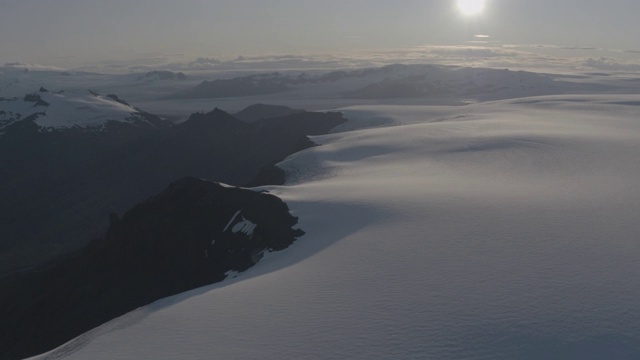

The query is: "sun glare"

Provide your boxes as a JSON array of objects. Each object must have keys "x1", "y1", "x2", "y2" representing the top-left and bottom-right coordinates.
[{"x1": 456, "y1": 0, "x2": 486, "y2": 16}]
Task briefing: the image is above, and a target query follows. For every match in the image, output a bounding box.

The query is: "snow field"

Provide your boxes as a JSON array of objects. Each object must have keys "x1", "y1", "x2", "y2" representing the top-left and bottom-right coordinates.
[{"x1": 31, "y1": 94, "x2": 640, "y2": 359}]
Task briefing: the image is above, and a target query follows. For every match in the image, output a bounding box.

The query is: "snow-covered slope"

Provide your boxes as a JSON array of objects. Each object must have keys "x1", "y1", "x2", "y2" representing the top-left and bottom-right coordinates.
[
  {"x1": 0, "y1": 90, "x2": 157, "y2": 133},
  {"x1": 30, "y1": 95, "x2": 640, "y2": 359},
  {"x1": 0, "y1": 66, "x2": 205, "y2": 110}
]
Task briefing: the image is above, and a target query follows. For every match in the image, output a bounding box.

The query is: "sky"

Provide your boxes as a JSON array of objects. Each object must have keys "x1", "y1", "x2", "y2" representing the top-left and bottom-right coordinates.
[{"x1": 1, "y1": 0, "x2": 640, "y2": 72}]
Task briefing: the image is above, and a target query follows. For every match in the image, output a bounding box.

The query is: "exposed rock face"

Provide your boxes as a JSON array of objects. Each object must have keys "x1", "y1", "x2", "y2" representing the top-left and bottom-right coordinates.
[
  {"x1": 22, "y1": 92, "x2": 49, "y2": 106},
  {"x1": 0, "y1": 177, "x2": 304, "y2": 360},
  {"x1": 0, "y1": 106, "x2": 345, "y2": 275},
  {"x1": 234, "y1": 103, "x2": 305, "y2": 123},
  {"x1": 106, "y1": 93, "x2": 131, "y2": 106},
  {"x1": 0, "y1": 101, "x2": 346, "y2": 358}
]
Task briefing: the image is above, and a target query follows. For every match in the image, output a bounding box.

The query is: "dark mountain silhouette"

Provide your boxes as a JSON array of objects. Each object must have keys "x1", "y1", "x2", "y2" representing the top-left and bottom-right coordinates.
[
  {"x1": 343, "y1": 67, "x2": 565, "y2": 100},
  {"x1": 171, "y1": 64, "x2": 575, "y2": 101},
  {"x1": 171, "y1": 68, "x2": 378, "y2": 99},
  {"x1": 137, "y1": 70, "x2": 187, "y2": 82},
  {"x1": 234, "y1": 103, "x2": 304, "y2": 122},
  {"x1": 0, "y1": 105, "x2": 345, "y2": 275},
  {"x1": 0, "y1": 177, "x2": 304, "y2": 360},
  {"x1": 175, "y1": 72, "x2": 293, "y2": 99}
]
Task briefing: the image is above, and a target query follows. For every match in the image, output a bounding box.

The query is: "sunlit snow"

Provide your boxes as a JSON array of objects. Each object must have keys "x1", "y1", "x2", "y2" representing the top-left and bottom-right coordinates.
[
  {"x1": 0, "y1": 90, "x2": 149, "y2": 132},
  {"x1": 29, "y1": 93, "x2": 640, "y2": 359}
]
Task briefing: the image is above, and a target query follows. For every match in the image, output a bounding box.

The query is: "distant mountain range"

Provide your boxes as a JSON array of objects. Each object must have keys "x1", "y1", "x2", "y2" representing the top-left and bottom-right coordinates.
[
  {"x1": 136, "y1": 70, "x2": 187, "y2": 82},
  {"x1": 173, "y1": 64, "x2": 574, "y2": 101},
  {"x1": 0, "y1": 95, "x2": 345, "y2": 275}
]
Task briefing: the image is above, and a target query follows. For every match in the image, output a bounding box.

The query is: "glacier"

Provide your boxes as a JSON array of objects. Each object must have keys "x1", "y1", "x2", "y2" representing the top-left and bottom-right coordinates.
[{"x1": 28, "y1": 93, "x2": 640, "y2": 360}]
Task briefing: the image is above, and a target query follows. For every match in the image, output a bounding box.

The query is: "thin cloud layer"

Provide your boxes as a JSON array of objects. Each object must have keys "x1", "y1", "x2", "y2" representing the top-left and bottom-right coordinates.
[{"x1": 6, "y1": 44, "x2": 640, "y2": 75}]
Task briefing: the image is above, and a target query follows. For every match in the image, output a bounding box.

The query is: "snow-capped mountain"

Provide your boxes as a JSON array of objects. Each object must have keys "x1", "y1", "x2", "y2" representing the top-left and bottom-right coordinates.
[
  {"x1": 0, "y1": 105, "x2": 344, "y2": 277},
  {"x1": 0, "y1": 88, "x2": 161, "y2": 134},
  {"x1": 0, "y1": 65, "x2": 204, "y2": 108},
  {"x1": 24, "y1": 93, "x2": 640, "y2": 360}
]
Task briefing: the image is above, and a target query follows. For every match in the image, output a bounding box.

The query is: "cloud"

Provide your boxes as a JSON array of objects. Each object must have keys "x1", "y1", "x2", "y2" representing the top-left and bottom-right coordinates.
[
  {"x1": 559, "y1": 46, "x2": 599, "y2": 51},
  {"x1": 2, "y1": 62, "x2": 66, "y2": 71},
  {"x1": 417, "y1": 45, "x2": 518, "y2": 59},
  {"x1": 45, "y1": 42, "x2": 640, "y2": 75},
  {"x1": 581, "y1": 57, "x2": 640, "y2": 72},
  {"x1": 503, "y1": 44, "x2": 603, "y2": 51},
  {"x1": 73, "y1": 46, "x2": 550, "y2": 74}
]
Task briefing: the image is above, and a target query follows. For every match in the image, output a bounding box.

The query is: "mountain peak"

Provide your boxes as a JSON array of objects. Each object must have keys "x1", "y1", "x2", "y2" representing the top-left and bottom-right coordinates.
[
  {"x1": 234, "y1": 103, "x2": 305, "y2": 123},
  {"x1": 0, "y1": 90, "x2": 164, "y2": 134}
]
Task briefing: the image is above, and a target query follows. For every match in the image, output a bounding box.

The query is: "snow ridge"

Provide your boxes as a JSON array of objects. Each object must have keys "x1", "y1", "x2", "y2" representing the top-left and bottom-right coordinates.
[{"x1": 0, "y1": 89, "x2": 153, "y2": 134}]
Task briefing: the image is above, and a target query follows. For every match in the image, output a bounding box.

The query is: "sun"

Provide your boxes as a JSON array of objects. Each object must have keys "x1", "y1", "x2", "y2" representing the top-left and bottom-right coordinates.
[{"x1": 456, "y1": 0, "x2": 486, "y2": 16}]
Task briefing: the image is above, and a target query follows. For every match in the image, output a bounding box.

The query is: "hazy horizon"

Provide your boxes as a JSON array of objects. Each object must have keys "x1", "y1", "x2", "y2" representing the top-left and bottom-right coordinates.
[
  {"x1": 2, "y1": 0, "x2": 640, "y2": 73},
  {"x1": 3, "y1": 2, "x2": 640, "y2": 360}
]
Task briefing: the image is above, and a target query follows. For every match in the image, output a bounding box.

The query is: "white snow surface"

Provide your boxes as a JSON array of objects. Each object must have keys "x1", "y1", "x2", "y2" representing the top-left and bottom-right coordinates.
[
  {"x1": 0, "y1": 91, "x2": 149, "y2": 132},
  {"x1": 30, "y1": 94, "x2": 640, "y2": 359}
]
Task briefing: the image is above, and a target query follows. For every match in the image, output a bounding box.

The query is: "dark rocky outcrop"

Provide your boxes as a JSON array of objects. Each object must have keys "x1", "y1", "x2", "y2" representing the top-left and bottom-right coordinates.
[
  {"x1": 0, "y1": 177, "x2": 303, "y2": 360},
  {"x1": 0, "y1": 106, "x2": 345, "y2": 275},
  {"x1": 22, "y1": 93, "x2": 49, "y2": 107},
  {"x1": 137, "y1": 71, "x2": 187, "y2": 82},
  {"x1": 234, "y1": 103, "x2": 304, "y2": 123},
  {"x1": 106, "y1": 93, "x2": 131, "y2": 106}
]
